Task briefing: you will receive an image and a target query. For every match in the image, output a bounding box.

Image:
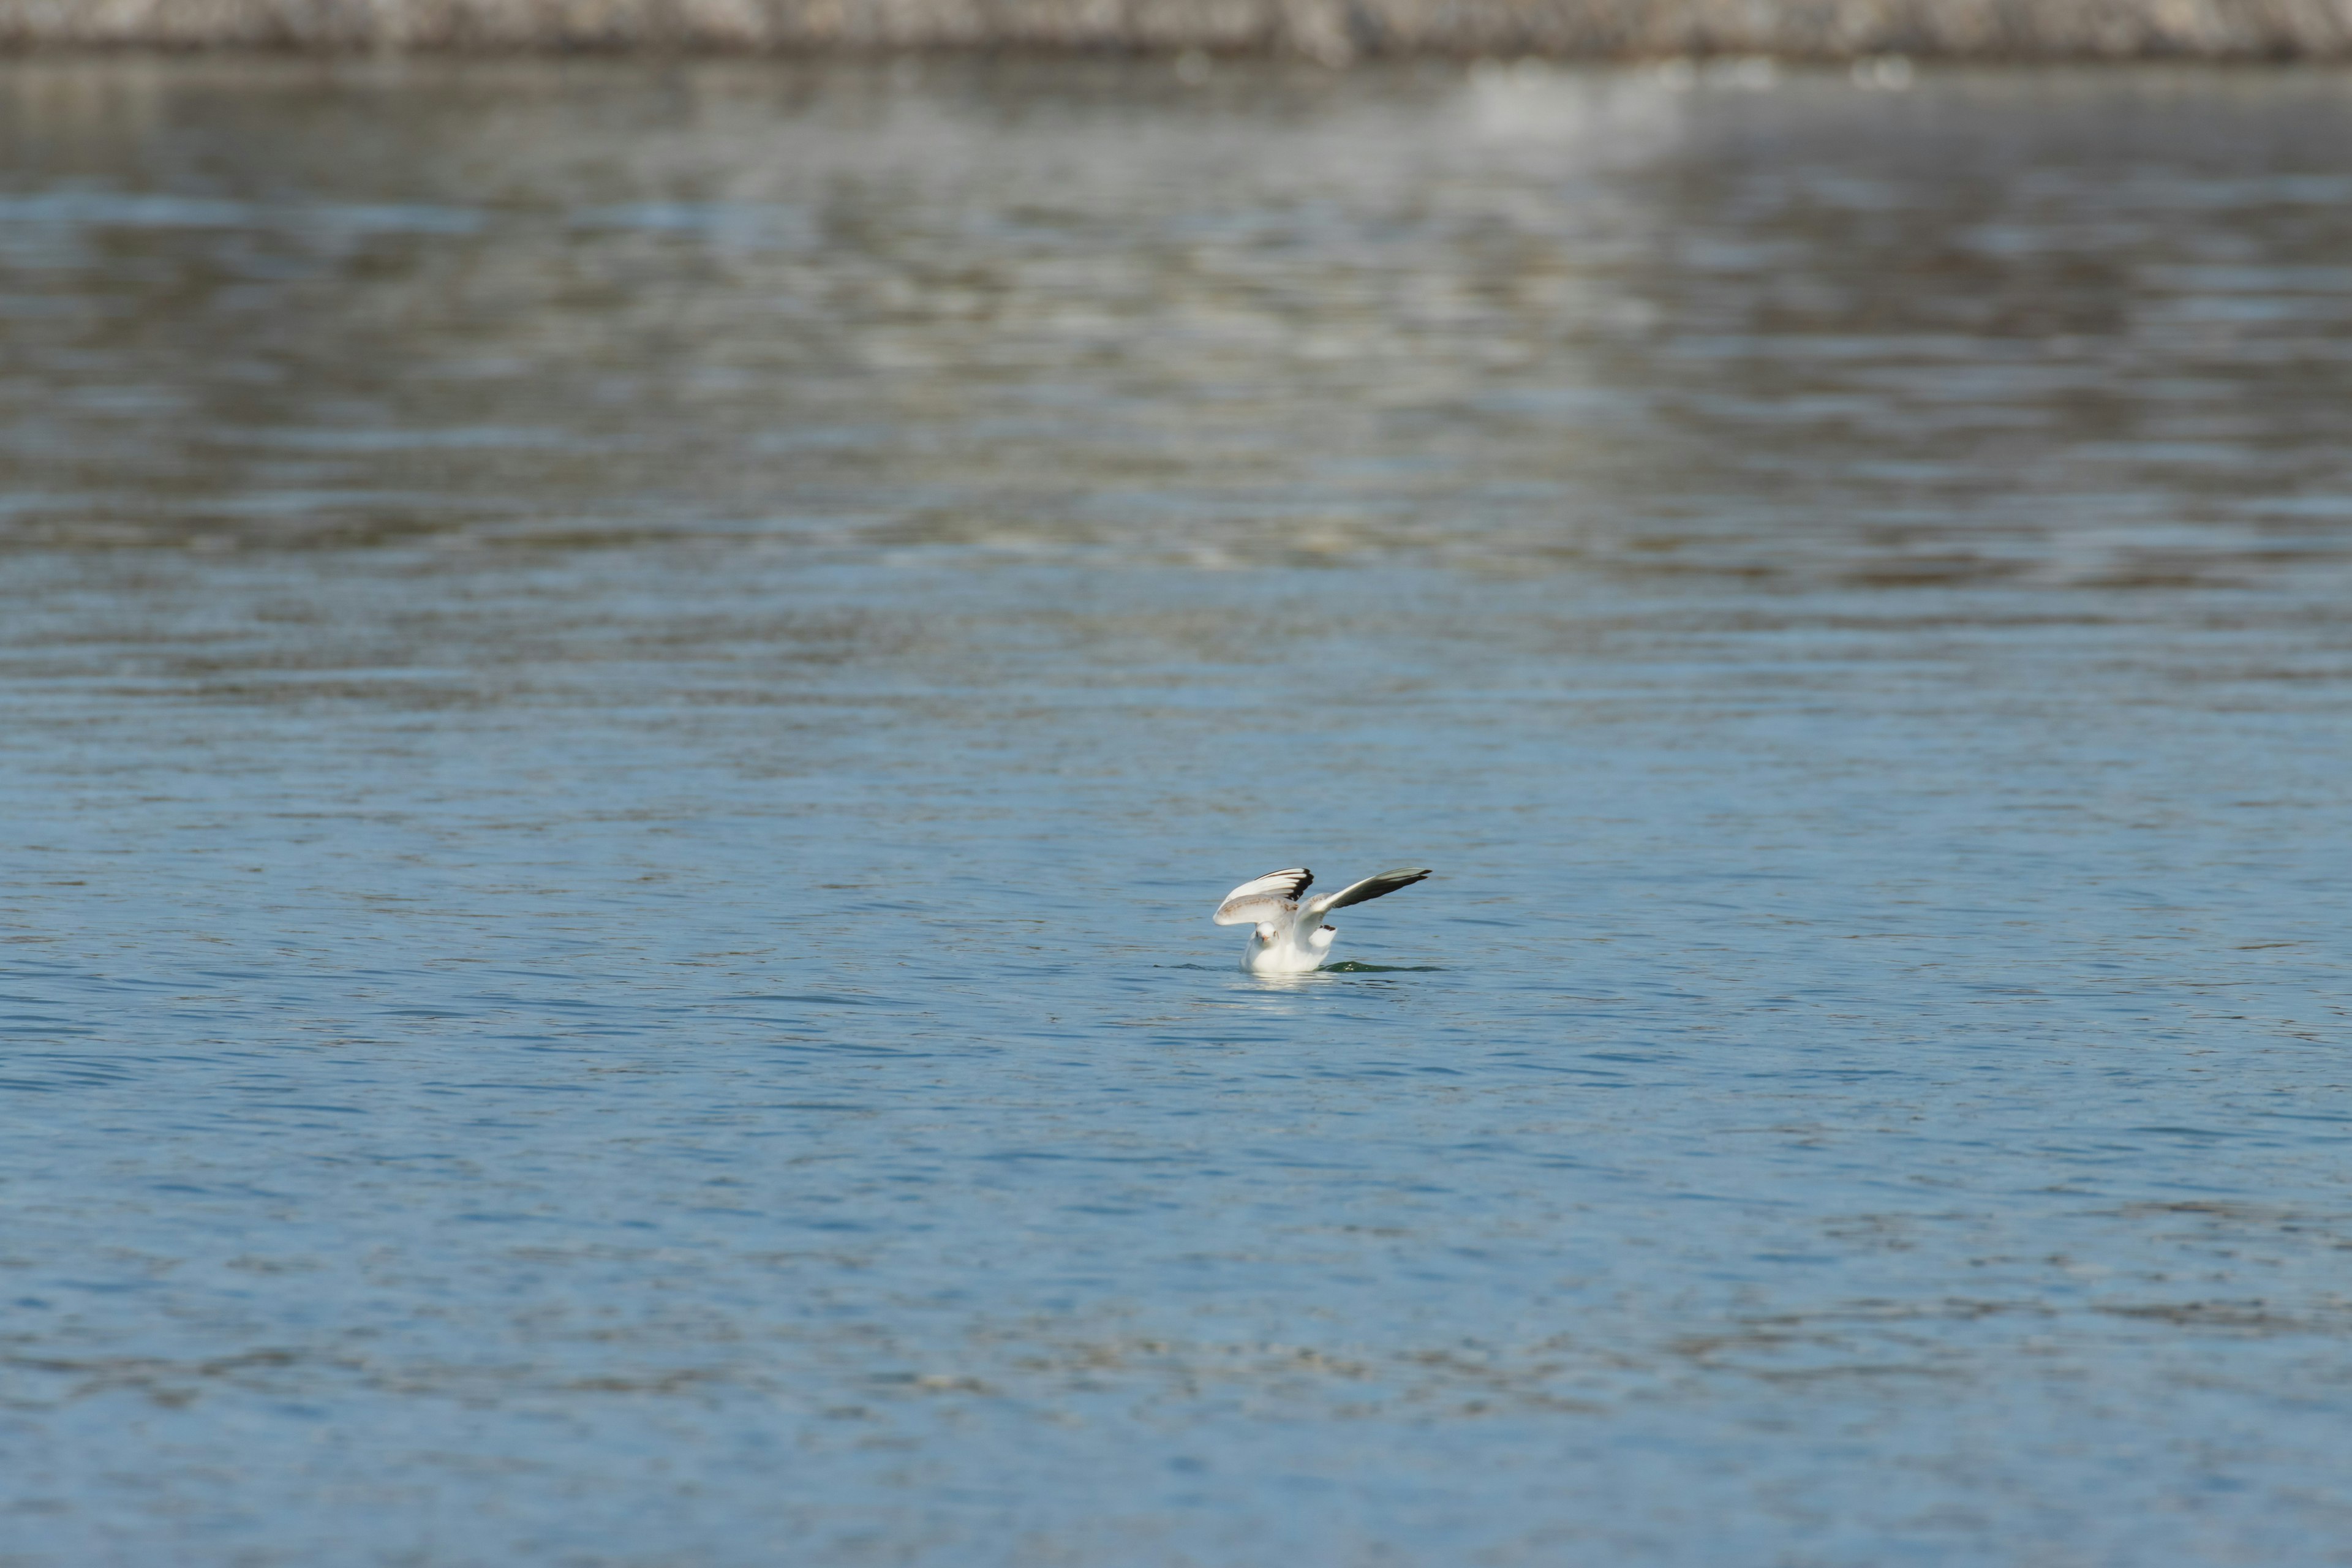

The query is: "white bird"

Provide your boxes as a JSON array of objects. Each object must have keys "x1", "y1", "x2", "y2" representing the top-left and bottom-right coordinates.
[{"x1": 1212, "y1": 865, "x2": 1432, "y2": 974}]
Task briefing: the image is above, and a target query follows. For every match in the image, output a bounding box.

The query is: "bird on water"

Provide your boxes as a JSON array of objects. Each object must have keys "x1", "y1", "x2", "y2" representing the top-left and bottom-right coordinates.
[{"x1": 1212, "y1": 865, "x2": 1431, "y2": 974}]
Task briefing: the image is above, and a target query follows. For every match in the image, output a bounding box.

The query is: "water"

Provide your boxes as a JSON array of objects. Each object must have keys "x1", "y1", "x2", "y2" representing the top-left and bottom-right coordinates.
[{"x1": 4, "y1": 57, "x2": 2351, "y2": 1566}]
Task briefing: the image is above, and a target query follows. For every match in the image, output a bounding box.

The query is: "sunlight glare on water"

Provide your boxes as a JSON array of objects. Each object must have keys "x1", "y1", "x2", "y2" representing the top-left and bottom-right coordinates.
[{"x1": 2, "y1": 57, "x2": 2350, "y2": 1566}]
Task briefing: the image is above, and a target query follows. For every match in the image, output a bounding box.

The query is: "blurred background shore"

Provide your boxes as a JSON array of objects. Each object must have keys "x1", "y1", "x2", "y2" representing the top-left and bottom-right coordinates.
[{"x1": 6, "y1": 0, "x2": 2352, "y2": 64}]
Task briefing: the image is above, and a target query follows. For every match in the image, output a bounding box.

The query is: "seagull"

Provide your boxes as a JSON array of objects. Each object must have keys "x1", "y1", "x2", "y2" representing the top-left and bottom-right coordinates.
[{"x1": 1212, "y1": 865, "x2": 1432, "y2": 974}]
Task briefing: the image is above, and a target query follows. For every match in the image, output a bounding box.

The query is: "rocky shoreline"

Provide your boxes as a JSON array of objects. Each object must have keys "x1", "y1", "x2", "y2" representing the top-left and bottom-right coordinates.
[{"x1": 2, "y1": 0, "x2": 2349, "y2": 64}]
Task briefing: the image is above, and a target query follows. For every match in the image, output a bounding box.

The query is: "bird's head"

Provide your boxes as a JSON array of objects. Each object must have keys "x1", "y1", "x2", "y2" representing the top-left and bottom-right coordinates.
[{"x1": 1253, "y1": 922, "x2": 1278, "y2": 944}]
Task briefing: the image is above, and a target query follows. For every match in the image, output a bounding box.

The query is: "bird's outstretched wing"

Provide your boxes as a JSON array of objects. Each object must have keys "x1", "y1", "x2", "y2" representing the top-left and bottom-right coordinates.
[
  {"x1": 1213, "y1": 867, "x2": 1313, "y2": 925},
  {"x1": 1305, "y1": 867, "x2": 1431, "y2": 916}
]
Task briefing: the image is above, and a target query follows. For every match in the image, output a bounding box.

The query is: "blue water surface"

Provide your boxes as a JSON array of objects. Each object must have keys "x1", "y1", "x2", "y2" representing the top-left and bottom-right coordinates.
[{"x1": 2, "y1": 58, "x2": 2350, "y2": 1566}]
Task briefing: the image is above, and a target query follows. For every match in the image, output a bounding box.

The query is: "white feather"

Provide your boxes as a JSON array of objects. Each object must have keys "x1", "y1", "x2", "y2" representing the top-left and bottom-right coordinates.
[
  {"x1": 1212, "y1": 867, "x2": 1311, "y2": 927},
  {"x1": 1210, "y1": 864, "x2": 1431, "y2": 973}
]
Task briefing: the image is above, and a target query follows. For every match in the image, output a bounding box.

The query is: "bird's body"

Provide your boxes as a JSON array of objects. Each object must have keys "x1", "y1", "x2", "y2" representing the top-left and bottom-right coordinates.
[{"x1": 1212, "y1": 865, "x2": 1431, "y2": 974}]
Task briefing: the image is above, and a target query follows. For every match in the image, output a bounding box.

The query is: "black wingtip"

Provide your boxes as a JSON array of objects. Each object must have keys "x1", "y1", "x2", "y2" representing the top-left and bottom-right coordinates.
[{"x1": 1322, "y1": 867, "x2": 1434, "y2": 912}]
